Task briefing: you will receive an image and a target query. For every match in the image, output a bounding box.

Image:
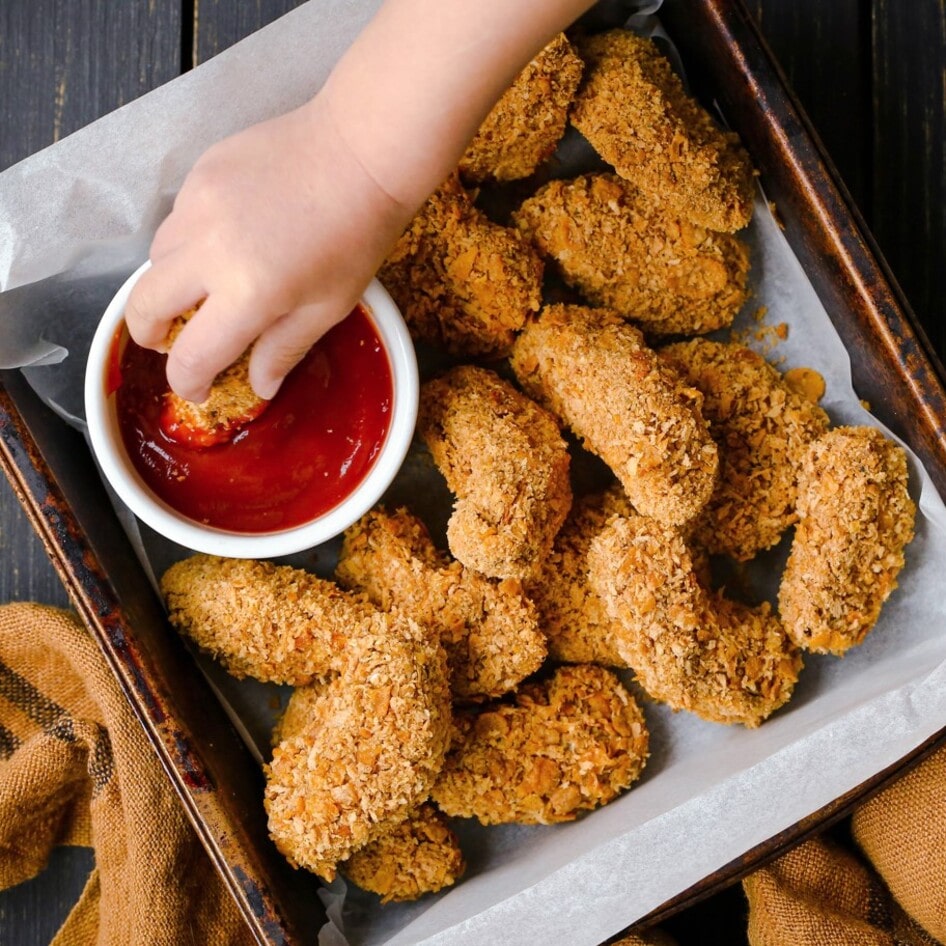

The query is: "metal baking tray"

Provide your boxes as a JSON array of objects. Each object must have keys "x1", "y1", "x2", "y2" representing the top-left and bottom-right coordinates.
[{"x1": 3, "y1": 0, "x2": 946, "y2": 942}]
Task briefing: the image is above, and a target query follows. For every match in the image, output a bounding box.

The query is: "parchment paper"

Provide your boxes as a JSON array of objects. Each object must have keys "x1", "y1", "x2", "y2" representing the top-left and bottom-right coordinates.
[{"x1": 2, "y1": 3, "x2": 946, "y2": 946}]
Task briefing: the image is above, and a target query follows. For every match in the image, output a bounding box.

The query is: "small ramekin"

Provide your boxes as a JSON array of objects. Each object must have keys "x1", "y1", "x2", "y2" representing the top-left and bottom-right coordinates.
[{"x1": 84, "y1": 261, "x2": 418, "y2": 557}]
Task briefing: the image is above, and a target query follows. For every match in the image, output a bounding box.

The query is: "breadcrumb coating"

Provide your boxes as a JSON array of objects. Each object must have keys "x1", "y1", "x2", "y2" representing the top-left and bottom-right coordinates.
[
  {"x1": 570, "y1": 29, "x2": 756, "y2": 233},
  {"x1": 336, "y1": 506, "x2": 547, "y2": 701},
  {"x1": 379, "y1": 173, "x2": 543, "y2": 357},
  {"x1": 778, "y1": 426, "x2": 916, "y2": 655},
  {"x1": 513, "y1": 173, "x2": 750, "y2": 336},
  {"x1": 510, "y1": 305, "x2": 718, "y2": 526},
  {"x1": 525, "y1": 486, "x2": 633, "y2": 666},
  {"x1": 418, "y1": 365, "x2": 572, "y2": 579},
  {"x1": 459, "y1": 33, "x2": 584, "y2": 183},
  {"x1": 588, "y1": 515, "x2": 802, "y2": 727},
  {"x1": 161, "y1": 308, "x2": 268, "y2": 447},
  {"x1": 263, "y1": 609, "x2": 451, "y2": 880},
  {"x1": 341, "y1": 803, "x2": 465, "y2": 903},
  {"x1": 660, "y1": 339, "x2": 829, "y2": 561},
  {"x1": 161, "y1": 555, "x2": 375, "y2": 686},
  {"x1": 431, "y1": 664, "x2": 649, "y2": 824}
]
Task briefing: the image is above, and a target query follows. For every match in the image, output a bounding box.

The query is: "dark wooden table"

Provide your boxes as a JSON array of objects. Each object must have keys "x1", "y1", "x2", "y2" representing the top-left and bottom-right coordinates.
[{"x1": 1, "y1": 1, "x2": 943, "y2": 942}]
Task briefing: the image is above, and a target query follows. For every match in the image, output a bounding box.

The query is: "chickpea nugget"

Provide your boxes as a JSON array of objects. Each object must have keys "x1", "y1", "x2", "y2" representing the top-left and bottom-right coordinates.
[
  {"x1": 660, "y1": 339, "x2": 829, "y2": 560},
  {"x1": 571, "y1": 29, "x2": 756, "y2": 233},
  {"x1": 589, "y1": 515, "x2": 802, "y2": 727},
  {"x1": 161, "y1": 555, "x2": 375, "y2": 685},
  {"x1": 160, "y1": 309, "x2": 268, "y2": 446},
  {"x1": 778, "y1": 426, "x2": 916, "y2": 655},
  {"x1": 418, "y1": 365, "x2": 572, "y2": 579},
  {"x1": 264, "y1": 610, "x2": 451, "y2": 880},
  {"x1": 510, "y1": 305, "x2": 718, "y2": 527},
  {"x1": 431, "y1": 664, "x2": 649, "y2": 824},
  {"x1": 525, "y1": 485, "x2": 634, "y2": 667},
  {"x1": 379, "y1": 173, "x2": 543, "y2": 357},
  {"x1": 341, "y1": 803, "x2": 465, "y2": 903},
  {"x1": 337, "y1": 507, "x2": 547, "y2": 701},
  {"x1": 513, "y1": 173, "x2": 750, "y2": 336},
  {"x1": 459, "y1": 33, "x2": 584, "y2": 183}
]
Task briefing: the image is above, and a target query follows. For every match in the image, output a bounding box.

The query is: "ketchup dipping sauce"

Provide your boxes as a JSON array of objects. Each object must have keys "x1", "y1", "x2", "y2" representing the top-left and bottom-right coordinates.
[
  {"x1": 110, "y1": 305, "x2": 393, "y2": 534},
  {"x1": 86, "y1": 267, "x2": 417, "y2": 558}
]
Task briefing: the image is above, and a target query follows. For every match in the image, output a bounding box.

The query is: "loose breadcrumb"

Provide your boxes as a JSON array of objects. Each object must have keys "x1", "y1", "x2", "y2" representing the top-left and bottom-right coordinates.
[
  {"x1": 460, "y1": 33, "x2": 584, "y2": 183},
  {"x1": 379, "y1": 173, "x2": 543, "y2": 357},
  {"x1": 161, "y1": 308, "x2": 268, "y2": 446},
  {"x1": 337, "y1": 506, "x2": 547, "y2": 701},
  {"x1": 588, "y1": 515, "x2": 802, "y2": 727},
  {"x1": 570, "y1": 30, "x2": 756, "y2": 233},
  {"x1": 341, "y1": 803, "x2": 466, "y2": 903},
  {"x1": 659, "y1": 339, "x2": 829, "y2": 560},
  {"x1": 263, "y1": 609, "x2": 451, "y2": 880},
  {"x1": 513, "y1": 173, "x2": 750, "y2": 336},
  {"x1": 510, "y1": 305, "x2": 718, "y2": 526},
  {"x1": 161, "y1": 555, "x2": 375, "y2": 685},
  {"x1": 418, "y1": 365, "x2": 572, "y2": 579},
  {"x1": 431, "y1": 664, "x2": 649, "y2": 824},
  {"x1": 778, "y1": 426, "x2": 916, "y2": 655}
]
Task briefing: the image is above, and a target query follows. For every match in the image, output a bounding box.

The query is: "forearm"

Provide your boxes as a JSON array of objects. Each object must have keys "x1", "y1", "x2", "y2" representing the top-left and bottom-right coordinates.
[{"x1": 319, "y1": 0, "x2": 595, "y2": 210}]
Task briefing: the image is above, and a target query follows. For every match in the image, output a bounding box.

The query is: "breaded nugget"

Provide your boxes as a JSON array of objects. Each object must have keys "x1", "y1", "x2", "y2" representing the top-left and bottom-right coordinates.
[
  {"x1": 418, "y1": 365, "x2": 572, "y2": 579},
  {"x1": 161, "y1": 309, "x2": 268, "y2": 447},
  {"x1": 161, "y1": 555, "x2": 375, "y2": 685},
  {"x1": 513, "y1": 173, "x2": 750, "y2": 336},
  {"x1": 778, "y1": 426, "x2": 916, "y2": 655},
  {"x1": 341, "y1": 803, "x2": 465, "y2": 903},
  {"x1": 525, "y1": 485, "x2": 633, "y2": 666},
  {"x1": 379, "y1": 173, "x2": 543, "y2": 357},
  {"x1": 570, "y1": 29, "x2": 756, "y2": 233},
  {"x1": 431, "y1": 664, "x2": 648, "y2": 824},
  {"x1": 337, "y1": 507, "x2": 547, "y2": 701},
  {"x1": 660, "y1": 339, "x2": 830, "y2": 560},
  {"x1": 264, "y1": 609, "x2": 451, "y2": 880},
  {"x1": 459, "y1": 33, "x2": 584, "y2": 183},
  {"x1": 510, "y1": 305, "x2": 718, "y2": 526},
  {"x1": 589, "y1": 515, "x2": 802, "y2": 727}
]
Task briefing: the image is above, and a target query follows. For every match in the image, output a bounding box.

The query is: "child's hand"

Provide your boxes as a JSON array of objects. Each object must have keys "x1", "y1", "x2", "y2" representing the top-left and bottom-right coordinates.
[{"x1": 124, "y1": 95, "x2": 410, "y2": 402}]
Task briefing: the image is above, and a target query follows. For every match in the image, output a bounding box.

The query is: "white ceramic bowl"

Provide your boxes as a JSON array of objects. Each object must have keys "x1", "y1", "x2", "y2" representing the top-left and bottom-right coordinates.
[{"x1": 84, "y1": 261, "x2": 418, "y2": 557}]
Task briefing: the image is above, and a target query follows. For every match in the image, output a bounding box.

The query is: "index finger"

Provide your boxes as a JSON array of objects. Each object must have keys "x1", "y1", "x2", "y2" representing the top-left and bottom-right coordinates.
[{"x1": 124, "y1": 253, "x2": 207, "y2": 351}]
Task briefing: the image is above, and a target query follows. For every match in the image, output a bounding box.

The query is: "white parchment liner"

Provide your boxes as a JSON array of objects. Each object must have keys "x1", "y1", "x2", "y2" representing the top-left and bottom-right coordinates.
[{"x1": 2, "y1": 3, "x2": 945, "y2": 945}]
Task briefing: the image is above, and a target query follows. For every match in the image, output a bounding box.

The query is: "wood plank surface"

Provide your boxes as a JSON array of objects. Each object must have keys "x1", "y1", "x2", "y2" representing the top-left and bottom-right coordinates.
[{"x1": 0, "y1": 0, "x2": 943, "y2": 943}]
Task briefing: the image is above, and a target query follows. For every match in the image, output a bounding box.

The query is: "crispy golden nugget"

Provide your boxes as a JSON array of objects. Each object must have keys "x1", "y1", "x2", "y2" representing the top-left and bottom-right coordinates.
[
  {"x1": 341, "y1": 803, "x2": 465, "y2": 903},
  {"x1": 513, "y1": 174, "x2": 750, "y2": 336},
  {"x1": 778, "y1": 426, "x2": 916, "y2": 655},
  {"x1": 160, "y1": 308, "x2": 268, "y2": 447},
  {"x1": 525, "y1": 486, "x2": 632, "y2": 666},
  {"x1": 337, "y1": 507, "x2": 547, "y2": 701},
  {"x1": 263, "y1": 610, "x2": 451, "y2": 881},
  {"x1": 660, "y1": 339, "x2": 830, "y2": 561},
  {"x1": 589, "y1": 515, "x2": 802, "y2": 727},
  {"x1": 418, "y1": 365, "x2": 572, "y2": 579},
  {"x1": 571, "y1": 30, "x2": 756, "y2": 233},
  {"x1": 459, "y1": 33, "x2": 584, "y2": 183},
  {"x1": 161, "y1": 555, "x2": 376, "y2": 686},
  {"x1": 379, "y1": 173, "x2": 543, "y2": 357},
  {"x1": 510, "y1": 305, "x2": 718, "y2": 526},
  {"x1": 431, "y1": 664, "x2": 648, "y2": 824}
]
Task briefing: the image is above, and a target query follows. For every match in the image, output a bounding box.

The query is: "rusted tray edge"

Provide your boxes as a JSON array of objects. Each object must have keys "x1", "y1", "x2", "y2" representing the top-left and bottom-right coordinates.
[{"x1": 0, "y1": 376, "x2": 313, "y2": 946}]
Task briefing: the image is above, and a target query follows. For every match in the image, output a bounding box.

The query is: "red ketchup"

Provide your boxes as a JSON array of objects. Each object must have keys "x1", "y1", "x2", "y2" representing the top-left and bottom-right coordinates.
[{"x1": 110, "y1": 305, "x2": 393, "y2": 534}]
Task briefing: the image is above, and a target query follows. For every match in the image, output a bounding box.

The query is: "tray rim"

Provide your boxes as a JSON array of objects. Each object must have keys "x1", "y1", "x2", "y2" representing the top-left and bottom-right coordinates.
[{"x1": 3, "y1": 0, "x2": 946, "y2": 940}]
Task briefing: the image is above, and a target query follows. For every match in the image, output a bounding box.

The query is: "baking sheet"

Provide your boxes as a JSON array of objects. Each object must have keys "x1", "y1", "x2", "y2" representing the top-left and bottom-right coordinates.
[{"x1": 2, "y1": 3, "x2": 946, "y2": 945}]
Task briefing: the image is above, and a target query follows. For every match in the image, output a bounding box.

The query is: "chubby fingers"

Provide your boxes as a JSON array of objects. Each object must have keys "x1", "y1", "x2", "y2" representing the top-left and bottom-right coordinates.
[
  {"x1": 124, "y1": 250, "x2": 210, "y2": 353},
  {"x1": 248, "y1": 297, "x2": 361, "y2": 400}
]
